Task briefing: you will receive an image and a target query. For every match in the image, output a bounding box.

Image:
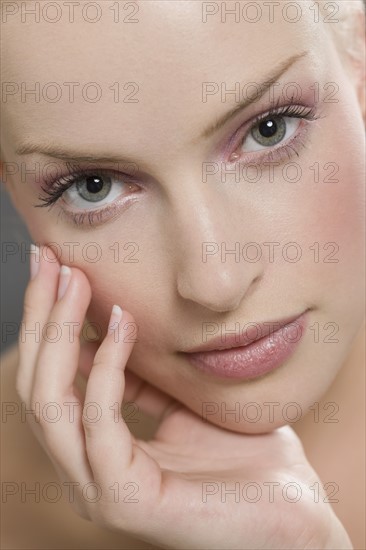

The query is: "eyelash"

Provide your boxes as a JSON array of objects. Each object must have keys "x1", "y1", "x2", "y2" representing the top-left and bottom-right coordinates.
[
  {"x1": 35, "y1": 168, "x2": 140, "y2": 227},
  {"x1": 226, "y1": 100, "x2": 321, "y2": 165},
  {"x1": 35, "y1": 99, "x2": 322, "y2": 226}
]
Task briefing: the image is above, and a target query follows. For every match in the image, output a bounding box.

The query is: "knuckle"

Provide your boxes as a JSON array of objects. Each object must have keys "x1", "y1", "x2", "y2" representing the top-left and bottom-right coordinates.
[
  {"x1": 87, "y1": 503, "x2": 104, "y2": 526},
  {"x1": 29, "y1": 396, "x2": 43, "y2": 425},
  {"x1": 15, "y1": 372, "x2": 27, "y2": 402},
  {"x1": 88, "y1": 504, "x2": 118, "y2": 530},
  {"x1": 82, "y1": 409, "x2": 101, "y2": 432},
  {"x1": 22, "y1": 285, "x2": 37, "y2": 320},
  {"x1": 69, "y1": 499, "x2": 91, "y2": 522},
  {"x1": 91, "y1": 355, "x2": 107, "y2": 372},
  {"x1": 15, "y1": 385, "x2": 26, "y2": 406}
]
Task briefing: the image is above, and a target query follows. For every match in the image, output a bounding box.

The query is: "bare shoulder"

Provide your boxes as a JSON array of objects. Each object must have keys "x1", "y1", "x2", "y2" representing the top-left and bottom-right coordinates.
[{"x1": 0, "y1": 344, "x2": 159, "y2": 550}]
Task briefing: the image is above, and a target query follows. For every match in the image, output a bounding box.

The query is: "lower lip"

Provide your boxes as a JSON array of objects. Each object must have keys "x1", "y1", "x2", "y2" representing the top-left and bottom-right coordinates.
[{"x1": 185, "y1": 312, "x2": 308, "y2": 380}]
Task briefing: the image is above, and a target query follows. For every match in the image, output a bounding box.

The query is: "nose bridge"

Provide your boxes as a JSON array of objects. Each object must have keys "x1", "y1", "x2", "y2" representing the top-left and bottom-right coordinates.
[{"x1": 167, "y1": 177, "x2": 264, "y2": 312}]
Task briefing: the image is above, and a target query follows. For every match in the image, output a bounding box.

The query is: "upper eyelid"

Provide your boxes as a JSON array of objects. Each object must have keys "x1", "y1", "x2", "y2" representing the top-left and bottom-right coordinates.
[
  {"x1": 224, "y1": 103, "x2": 316, "y2": 157},
  {"x1": 44, "y1": 166, "x2": 137, "y2": 188},
  {"x1": 241, "y1": 103, "x2": 316, "y2": 135}
]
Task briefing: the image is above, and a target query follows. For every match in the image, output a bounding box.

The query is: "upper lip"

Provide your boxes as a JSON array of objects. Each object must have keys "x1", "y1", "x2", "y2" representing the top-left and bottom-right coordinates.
[{"x1": 184, "y1": 312, "x2": 305, "y2": 353}]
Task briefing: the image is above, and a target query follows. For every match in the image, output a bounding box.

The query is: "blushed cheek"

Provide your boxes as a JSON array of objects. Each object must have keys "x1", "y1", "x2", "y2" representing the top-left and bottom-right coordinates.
[
  {"x1": 314, "y1": 115, "x2": 364, "y2": 278},
  {"x1": 297, "y1": 92, "x2": 365, "y2": 329},
  {"x1": 53, "y1": 241, "x2": 169, "y2": 351},
  {"x1": 69, "y1": 256, "x2": 146, "y2": 338},
  {"x1": 12, "y1": 190, "x2": 172, "y2": 352}
]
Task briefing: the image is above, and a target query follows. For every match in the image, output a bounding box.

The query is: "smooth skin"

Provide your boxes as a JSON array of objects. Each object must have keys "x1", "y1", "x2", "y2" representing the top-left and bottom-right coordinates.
[
  {"x1": 14, "y1": 244, "x2": 352, "y2": 549},
  {"x1": 0, "y1": 0, "x2": 365, "y2": 547}
]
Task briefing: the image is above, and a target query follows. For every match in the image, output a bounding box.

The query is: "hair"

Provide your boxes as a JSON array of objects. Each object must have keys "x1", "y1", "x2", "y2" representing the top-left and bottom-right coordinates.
[{"x1": 318, "y1": 0, "x2": 365, "y2": 73}]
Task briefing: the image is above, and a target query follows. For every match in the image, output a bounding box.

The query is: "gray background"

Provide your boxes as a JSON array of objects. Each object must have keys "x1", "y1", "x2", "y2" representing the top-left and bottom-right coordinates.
[{"x1": 1, "y1": 187, "x2": 32, "y2": 352}]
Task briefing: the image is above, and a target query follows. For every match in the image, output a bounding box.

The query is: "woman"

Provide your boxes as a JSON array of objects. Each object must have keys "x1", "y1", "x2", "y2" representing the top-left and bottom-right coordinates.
[{"x1": 1, "y1": 0, "x2": 365, "y2": 548}]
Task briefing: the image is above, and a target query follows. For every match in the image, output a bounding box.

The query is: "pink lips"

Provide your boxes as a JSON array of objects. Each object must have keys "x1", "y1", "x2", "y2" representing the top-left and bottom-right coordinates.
[{"x1": 184, "y1": 312, "x2": 308, "y2": 380}]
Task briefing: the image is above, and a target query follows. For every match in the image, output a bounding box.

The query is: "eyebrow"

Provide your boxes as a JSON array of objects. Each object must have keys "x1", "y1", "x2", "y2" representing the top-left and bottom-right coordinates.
[
  {"x1": 200, "y1": 51, "x2": 308, "y2": 140},
  {"x1": 15, "y1": 51, "x2": 308, "y2": 163},
  {"x1": 15, "y1": 141, "x2": 134, "y2": 165}
]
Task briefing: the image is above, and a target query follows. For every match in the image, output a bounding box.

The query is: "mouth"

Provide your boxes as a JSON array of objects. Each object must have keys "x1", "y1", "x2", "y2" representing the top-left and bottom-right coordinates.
[{"x1": 181, "y1": 311, "x2": 309, "y2": 380}]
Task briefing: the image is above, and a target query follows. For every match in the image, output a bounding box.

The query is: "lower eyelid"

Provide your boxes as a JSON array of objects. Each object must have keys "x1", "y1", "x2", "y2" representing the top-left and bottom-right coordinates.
[
  {"x1": 55, "y1": 188, "x2": 141, "y2": 226},
  {"x1": 59, "y1": 195, "x2": 140, "y2": 227}
]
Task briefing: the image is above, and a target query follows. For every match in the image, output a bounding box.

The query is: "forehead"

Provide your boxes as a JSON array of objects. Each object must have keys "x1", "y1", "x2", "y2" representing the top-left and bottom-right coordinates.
[{"x1": 1, "y1": 1, "x2": 327, "y2": 159}]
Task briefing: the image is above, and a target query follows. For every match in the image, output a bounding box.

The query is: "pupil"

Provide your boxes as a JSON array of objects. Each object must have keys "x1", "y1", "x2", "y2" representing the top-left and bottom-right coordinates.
[
  {"x1": 259, "y1": 119, "x2": 277, "y2": 138},
  {"x1": 86, "y1": 176, "x2": 104, "y2": 194}
]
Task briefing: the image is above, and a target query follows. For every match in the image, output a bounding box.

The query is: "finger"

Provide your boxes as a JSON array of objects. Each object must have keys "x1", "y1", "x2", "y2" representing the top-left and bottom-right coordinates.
[
  {"x1": 16, "y1": 245, "x2": 60, "y2": 403},
  {"x1": 78, "y1": 339, "x2": 99, "y2": 380},
  {"x1": 123, "y1": 369, "x2": 178, "y2": 422},
  {"x1": 83, "y1": 306, "x2": 162, "y2": 497},
  {"x1": 30, "y1": 265, "x2": 94, "y2": 486},
  {"x1": 78, "y1": 321, "x2": 178, "y2": 423}
]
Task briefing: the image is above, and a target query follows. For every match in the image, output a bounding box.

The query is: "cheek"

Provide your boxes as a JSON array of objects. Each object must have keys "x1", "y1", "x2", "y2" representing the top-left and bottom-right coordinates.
[
  {"x1": 83, "y1": 258, "x2": 181, "y2": 386},
  {"x1": 56, "y1": 237, "x2": 176, "y2": 357},
  {"x1": 10, "y1": 180, "x2": 178, "y2": 367},
  {"x1": 260, "y1": 83, "x2": 365, "y2": 314},
  {"x1": 301, "y1": 94, "x2": 365, "y2": 315}
]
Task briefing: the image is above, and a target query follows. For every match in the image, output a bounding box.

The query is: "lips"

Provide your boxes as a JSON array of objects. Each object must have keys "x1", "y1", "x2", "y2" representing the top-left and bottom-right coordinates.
[
  {"x1": 182, "y1": 311, "x2": 308, "y2": 380},
  {"x1": 185, "y1": 313, "x2": 305, "y2": 353}
]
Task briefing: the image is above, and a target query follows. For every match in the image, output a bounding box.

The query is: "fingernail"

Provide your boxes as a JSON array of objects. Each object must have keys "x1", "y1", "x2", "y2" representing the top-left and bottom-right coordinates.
[
  {"x1": 30, "y1": 244, "x2": 40, "y2": 280},
  {"x1": 108, "y1": 305, "x2": 123, "y2": 335},
  {"x1": 58, "y1": 266, "x2": 72, "y2": 300}
]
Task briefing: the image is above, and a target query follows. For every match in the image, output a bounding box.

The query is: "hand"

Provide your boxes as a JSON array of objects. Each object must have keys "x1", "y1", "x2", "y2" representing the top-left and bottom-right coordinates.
[{"x1": 16, "y1": 245, "x2": 353, "y2": 550}]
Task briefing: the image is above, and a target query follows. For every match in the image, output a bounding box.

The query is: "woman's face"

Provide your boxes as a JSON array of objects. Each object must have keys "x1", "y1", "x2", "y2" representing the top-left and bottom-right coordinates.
[{"x1": 1, "y1": 0, "x2": 365, "y2": 432}]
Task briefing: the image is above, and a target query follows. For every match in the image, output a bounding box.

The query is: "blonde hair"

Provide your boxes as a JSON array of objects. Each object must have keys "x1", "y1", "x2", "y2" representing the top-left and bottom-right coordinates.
[{"x1": 318, "y1": 0, "x2": 365, "y2": 69}]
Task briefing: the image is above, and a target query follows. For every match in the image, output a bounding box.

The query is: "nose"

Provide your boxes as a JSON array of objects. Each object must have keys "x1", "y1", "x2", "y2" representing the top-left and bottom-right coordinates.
[{"x1": 169, "y1": 183, "x2": 264, "y2": 313}]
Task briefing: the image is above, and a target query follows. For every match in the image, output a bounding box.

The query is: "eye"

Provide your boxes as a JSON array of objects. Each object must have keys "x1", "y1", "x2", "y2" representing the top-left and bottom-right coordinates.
[
  {"x1": 35, "y1": 167, "x2": 143, "y2": 226},
  {"x1": 242, "y1": 114, "x2": 301, "y2": 152},
  {"x1": 61, "y1": 173, "x2": 139, "y2": 210}
]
